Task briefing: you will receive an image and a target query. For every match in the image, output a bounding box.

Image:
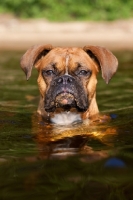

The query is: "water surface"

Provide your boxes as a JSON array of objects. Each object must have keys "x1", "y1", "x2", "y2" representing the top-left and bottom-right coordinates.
[{"x1": 0, "y1": 51, "x2": 133, "y2": 200}]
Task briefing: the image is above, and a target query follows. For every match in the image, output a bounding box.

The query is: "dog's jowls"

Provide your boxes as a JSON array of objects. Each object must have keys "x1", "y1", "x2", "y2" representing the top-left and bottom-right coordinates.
[{"x1": 20, "y1": 44, "x2": 118, "y2": 125}]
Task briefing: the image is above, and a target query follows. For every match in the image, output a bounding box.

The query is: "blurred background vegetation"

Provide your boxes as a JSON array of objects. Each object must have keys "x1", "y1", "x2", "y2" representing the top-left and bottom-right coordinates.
[{"x1": 0, "y1": 0, "x2": 133, "y2": 21}]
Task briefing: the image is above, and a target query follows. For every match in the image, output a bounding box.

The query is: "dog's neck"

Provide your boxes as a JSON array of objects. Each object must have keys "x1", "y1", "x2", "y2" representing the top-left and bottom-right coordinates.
[
  {"x1": 37, "y1": 95, "x2": 99, "y2": 125},
  {"x1": 82, "y1": 96, "x2": 99, "y2": 120},
  {"x1": 50, "y1": 111, "x2": 82, "y2": 125}
]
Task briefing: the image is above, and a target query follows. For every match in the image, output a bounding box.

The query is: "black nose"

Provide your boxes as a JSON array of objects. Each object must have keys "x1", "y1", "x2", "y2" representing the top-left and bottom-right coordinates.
[{"x1": 56, "y1": 75, "x2": 74, "y2": 85}]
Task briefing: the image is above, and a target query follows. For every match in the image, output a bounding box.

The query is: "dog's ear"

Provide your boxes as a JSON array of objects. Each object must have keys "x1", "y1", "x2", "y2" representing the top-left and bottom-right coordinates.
[
  {"x1": 83, "y1": 45, "x2": 118, "y2": 84},
  {"x1": 20, "y1": 44, "x2": 53, "y2": 80}
]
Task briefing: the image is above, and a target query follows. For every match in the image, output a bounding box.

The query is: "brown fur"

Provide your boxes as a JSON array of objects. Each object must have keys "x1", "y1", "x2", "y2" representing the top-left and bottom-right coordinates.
[{"x1": 20, "y1": 44, "x2": 118, "y2": 123}]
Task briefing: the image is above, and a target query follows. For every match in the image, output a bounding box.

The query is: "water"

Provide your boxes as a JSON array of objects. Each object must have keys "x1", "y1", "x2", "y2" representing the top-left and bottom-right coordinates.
[{"x1": 0, "y1": 50, "x2": 133, "y2": 200}]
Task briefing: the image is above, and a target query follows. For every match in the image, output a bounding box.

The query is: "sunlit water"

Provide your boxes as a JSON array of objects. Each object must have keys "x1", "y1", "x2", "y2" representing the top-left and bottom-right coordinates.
[{"x1": 0, "y1": 51, "x2": 133, "y2": 200}]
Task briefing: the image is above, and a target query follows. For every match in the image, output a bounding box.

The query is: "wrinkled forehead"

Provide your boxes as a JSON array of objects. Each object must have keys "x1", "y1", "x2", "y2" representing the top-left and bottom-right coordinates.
[
  {"x1": 41, "y1": 47, "x2": 96, "y2": 71},
  {"x1": 46, "y1": 47, "x2": 91, "y2": 61}
]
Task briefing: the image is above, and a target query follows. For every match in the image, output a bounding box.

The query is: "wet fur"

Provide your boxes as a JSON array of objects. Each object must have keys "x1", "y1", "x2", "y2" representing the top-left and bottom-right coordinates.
[{"x1": 20, "y1": 45, "x2": 118, "y2": 125}]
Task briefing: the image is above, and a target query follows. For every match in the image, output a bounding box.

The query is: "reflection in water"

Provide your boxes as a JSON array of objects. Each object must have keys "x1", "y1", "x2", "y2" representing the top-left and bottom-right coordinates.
[
  {"x1": 0, "y1": 51, "x2": 133, "y2": 199},
  {"x1": 0, "y1": 109, "x2": 133, "y2": 200}
]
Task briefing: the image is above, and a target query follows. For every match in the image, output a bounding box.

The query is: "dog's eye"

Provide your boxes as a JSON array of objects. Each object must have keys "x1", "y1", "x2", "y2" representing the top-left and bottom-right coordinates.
[
  {"x1": 78, "y1": 70, "x2": 90, "y2": 76},
  {"x1": 43, "y1": 70, "x2": 55, "y2": 76}
]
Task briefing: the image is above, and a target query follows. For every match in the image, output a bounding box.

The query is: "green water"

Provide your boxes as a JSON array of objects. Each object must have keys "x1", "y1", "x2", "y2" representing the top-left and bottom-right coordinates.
[{"x1": 0, "y1": 51, "x2": 133, "y2": 200}]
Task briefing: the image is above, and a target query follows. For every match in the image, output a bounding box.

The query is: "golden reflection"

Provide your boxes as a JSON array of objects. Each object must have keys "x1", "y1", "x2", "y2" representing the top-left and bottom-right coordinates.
[
  {"x1": 32, "y1": 113, "x2": 117, "y2": 142},
  {"x1": 30, "y1": 113, "x2": 117, "y2": 160}
]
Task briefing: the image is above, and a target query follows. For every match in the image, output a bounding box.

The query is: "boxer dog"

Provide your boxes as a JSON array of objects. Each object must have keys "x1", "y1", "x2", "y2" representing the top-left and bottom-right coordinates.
[{"x1": 20, "y1": 44, "x2": 118, "y2": 125}]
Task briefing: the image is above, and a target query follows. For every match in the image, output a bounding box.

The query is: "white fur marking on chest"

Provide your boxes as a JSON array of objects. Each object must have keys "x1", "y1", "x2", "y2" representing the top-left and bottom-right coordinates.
[
  {"x1": 51, "y1": 112, "x2": 82, "y2": 125},
  {"x1": 65, "y1": 55, "x2": 69, "y2": 75}
]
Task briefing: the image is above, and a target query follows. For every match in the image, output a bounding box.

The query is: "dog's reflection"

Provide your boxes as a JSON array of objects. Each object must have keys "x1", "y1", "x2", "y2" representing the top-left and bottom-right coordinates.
[{"x1": 31, "y1": 114, "x2": 115, "y2": 161}]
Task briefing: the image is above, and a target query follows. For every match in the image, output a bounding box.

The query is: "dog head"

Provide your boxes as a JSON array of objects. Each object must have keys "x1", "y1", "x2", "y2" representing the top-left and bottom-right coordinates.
[{"x1": 20, "y1": 44, "x2": 118, "y2": 122}]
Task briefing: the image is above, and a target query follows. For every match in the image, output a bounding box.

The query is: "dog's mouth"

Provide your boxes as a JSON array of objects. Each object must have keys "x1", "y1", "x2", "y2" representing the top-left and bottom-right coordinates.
[
  {"x1": 55, "y1": 92, "x2": 76, "y2": 111},
  {"x1": 45, "y1": 90, "x2": 88, "y2": 112}
]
